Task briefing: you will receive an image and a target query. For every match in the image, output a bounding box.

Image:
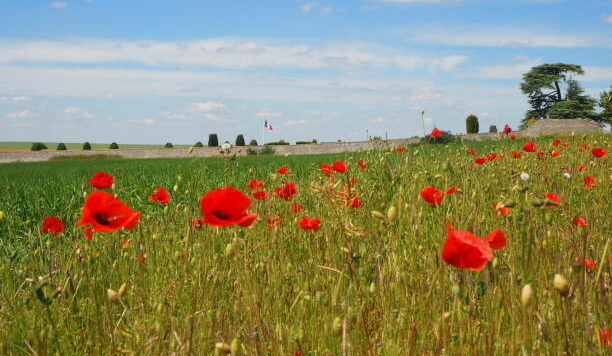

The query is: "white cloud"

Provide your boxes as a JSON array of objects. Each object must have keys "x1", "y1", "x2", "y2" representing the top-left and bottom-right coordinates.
[
  {"x1": 0, "y1": 96, "x2": 32, "y2": 103},
  {"x1": 320, "y1": 6, "x2": 333, "y2": 14},
  {"x1": 143, "y1": 118, "x2": 156, "y2": 125},
  {"x1": 300, "y1": 2, "x2": 319, "y2": 12},
  {"x1": 7, "y1": 109, "x2": 39, "y2": 118},
  {"x1": 51, "y1": 2, "x2": 69, "y2": 9},
  {"x1": 412, "y1": 27, "x2": 606, "y2": 48},
  {"x1": 478, "y1": 58, "x2": 543, "y2": 79},
  {"x1": 256, "y1": 111, "x2": 283, "y2": 118},
  {"x1": 282, "y1": 120, "x2": 306, "y2": 127},
  {"x1": 369, "y1": 116, "x2": 386, "y2": 123},
  {"x1": 63, "y1": 106, "x2": 94, "y2": 119},
  {"x1": 602, "y1": 14, "x2": 612, "y2": 23},
  {"x1": 186, "y1": 101, "x2": 227, "y2": 112},
  {"x1": 0, "y1": 38, "x2": 468, "y2": 72}
]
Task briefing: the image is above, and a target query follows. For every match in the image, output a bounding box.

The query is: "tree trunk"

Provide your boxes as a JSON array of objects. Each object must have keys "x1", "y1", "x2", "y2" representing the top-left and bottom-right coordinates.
[{"x1": 554, "y1": 81, "x2": 562, "y2": 101}]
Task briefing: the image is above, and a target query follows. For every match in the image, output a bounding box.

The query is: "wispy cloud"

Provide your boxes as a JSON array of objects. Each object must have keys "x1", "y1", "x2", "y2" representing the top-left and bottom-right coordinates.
[
  {"x1": 7, "y1": 109, "x2": 39, "y2": 119},
  {"x1": 602, "y1": 14, "x2": 612, "y2": 23},
  {"x1": 63, "y1": 106, "x2": 93, "y2": 119},
  {"x1": 377, "y1": 0, "x2": 461, "y2": 3},
  {"x1": 51, "y1": 2, "x2": 69, "y2": 9},
  {"x1": 256, "y1": 111, "x2": 283, "y2": 118},
  {"x1": 0, "y1": 96, "x2": 31, "y2": 103},
  {"x1": 186, "y1": 101, "x2": 227, "y2": 112}
]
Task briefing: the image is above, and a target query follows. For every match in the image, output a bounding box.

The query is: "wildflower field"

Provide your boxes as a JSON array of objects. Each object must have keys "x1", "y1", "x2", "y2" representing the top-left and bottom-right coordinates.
[{"x1": 0, "y1": 135, "x2": 610, "y2": 355}]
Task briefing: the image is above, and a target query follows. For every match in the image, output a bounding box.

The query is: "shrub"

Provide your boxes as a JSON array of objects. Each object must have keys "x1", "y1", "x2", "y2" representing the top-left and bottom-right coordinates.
[
  {"x1": 489, "y1": 125, "x2": 498, "y2": 133},
  {"x1": 109, "y1": 142, "x2": 119, "y2": 149},
  {"x1": 82, "y1": 142, "x2": 92, "y2": 150},
  {"x1": 56, "y1": 143, "x2": 67, "y2": 150},
  {"x1": 208, "y1": 134, "x2": 219, "y2": 147},
  {"x1": 420, "y1": 130, "x2": 455, "y2": 144},
  {"x1": 235, "y1": 135, "x2": 246, "y2": 146},
  {"x1": 466, "y1": 114, "x2": 479, "y2": 134},
  {"x1": 246, "y1": 147, "x2": 259, "y2": 156},
  {"x1": 312, "y1": 139, "x2": 317, "y2": 144},
  {"x1": 259, "y1": 146, "x2": 276, "y2": 155},
  {"x1": 194, "y1": 141, "x2": 204, "y2": 148},
  {"x1": 265, "y1": 140, "x2": 289, "y2": 146},
  {"x1": 31, "y1": 142, "x2": 48, "y2": 151},
  {"x1": 249, "y1": 139, "x2": 258, "y2": 146},
  {"x1": 164, "y1": 142, "x2": 173, "y2": 148},
  {"x1": 296, "y1": 141, "x2": 313, "y2": 145}
]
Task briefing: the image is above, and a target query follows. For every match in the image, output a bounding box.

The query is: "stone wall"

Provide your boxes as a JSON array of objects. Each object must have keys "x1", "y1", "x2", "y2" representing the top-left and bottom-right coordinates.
[{"x1": 0, "y1": 119, "x2": 605, "y2": 164}]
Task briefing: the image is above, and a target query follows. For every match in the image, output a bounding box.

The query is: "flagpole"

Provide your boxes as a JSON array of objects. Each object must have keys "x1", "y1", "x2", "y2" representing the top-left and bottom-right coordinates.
[{"x1": 262, "y1": 118, "x2": 265, "y2": 146}]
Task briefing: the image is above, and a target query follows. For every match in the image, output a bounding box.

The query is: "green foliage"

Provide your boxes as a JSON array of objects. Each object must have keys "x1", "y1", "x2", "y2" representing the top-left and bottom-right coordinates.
[
  {"x1": 82, "y1": 142, "x2": 92, "y2": 150},
  {"x1": 420, "y1": 130, "x2": 455, "y2": 144},
  {"x1": 489, "y1": 125, "x2": 498, "y2": 133},
  {"x1": 164, "y1": 142, "x2": 173, "y2": 148},
  {"x1": 312, "y1": 139, "x2": 317, "y2": 144},
  {"x1": 194, "y1": 141, "x2": 204, "y2": 148},
  {"x1": 597, "y1": 87, "x2": 612, "y2": 124},
  {"x1": 56, "y1": 143, "x2": 67, "y2": 151},
  {"x1": 265, "y1": 140, "x2": 289, "y2": 146},
  {"x1": 466, "y1": 115, "x2": 479, "y2": 134},
  {"x1": 235, "y1": 134, "x2": 246, "y2": 146},
  {"x1": 49, "y1": 154, "x2": 124, "y2": 161},
  {"x1": 109, "y1": 142, "x2": 119, "y2": 149},
  {"x1": 208, "y1": 134, "x2": 219, "y2": 147},
  {"x1": 249, "y1": 139, "x2": 258, "y2": 146},
  {"x1": 30, "y1": 142, "x2": 48, "y2": 151},
  {"x1": 296, "y1": 141, "x2": 314, "y2": 145},
  {"x1": 259, "y1": 145, "x2": 277, "y2": 155}
]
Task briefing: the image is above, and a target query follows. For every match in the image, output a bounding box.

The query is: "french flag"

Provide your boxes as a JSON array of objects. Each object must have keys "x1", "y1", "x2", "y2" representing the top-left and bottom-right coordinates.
[{"x1": 265, "y1": 120, "x2": 273, "y2": 131}]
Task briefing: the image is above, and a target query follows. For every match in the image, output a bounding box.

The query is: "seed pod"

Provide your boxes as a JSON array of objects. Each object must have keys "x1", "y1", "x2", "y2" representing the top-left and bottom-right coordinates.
[
  {"x1": 370, "y1": 210, "x2": 385, "y2": 219},
  {"x1": 387, "y1": 206, "x2": 398, "y2": 223},
  {"x1": 230, "y1": 338, "x2": 240, "y2": 355},
  {"x1": 173, "y1": 184, "x2": 179, "y2": 192},
  {"x1": 553, "y1": 274, "x2": 570, "y2": 297},
  {"x1": 215, "y1": 342, "x2": 231, "y2": 354},
  {"x1": 332, "y1": 316, "x2": 343, "y2": 333},
  {"x1": 118, "y1": 283, "x2": 127, "y2": 298},
  {"x1": 368, "y1": 282, "x2": 376, "y2": 294},
  {"x1": 502, "y1": 198, "x2": 517, "y2": 208},
  {"x1": 107, "y1": 289, "x2": 120, "y2": 303},
  {"x1": 521, "y1": 284, "x2": 533, "y2": 307}
]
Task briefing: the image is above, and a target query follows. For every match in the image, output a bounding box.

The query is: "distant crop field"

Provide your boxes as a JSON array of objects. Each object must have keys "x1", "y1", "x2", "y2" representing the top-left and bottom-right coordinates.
[
  {"x1": 0, "y1": 141, "x2": 191, "y2": 150},
  {"x1": 0, "y1": 135, "x2": 610, "y2": 355}
]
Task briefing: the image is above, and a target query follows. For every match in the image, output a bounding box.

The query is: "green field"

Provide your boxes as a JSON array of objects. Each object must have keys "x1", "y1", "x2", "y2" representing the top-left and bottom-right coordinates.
[
  {"x1": 0, "y1": 141, "x2": 191, "y2": 150},
  {"x1": 0, "y1": 135, "x2": 610, "y2": 354}
]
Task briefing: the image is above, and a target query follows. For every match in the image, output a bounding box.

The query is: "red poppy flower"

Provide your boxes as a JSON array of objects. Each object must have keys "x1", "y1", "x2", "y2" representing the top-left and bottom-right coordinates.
[
  {"x1": 199, "y1": 186, "x2": 258, "y2": 227},
  {"x1": 148, "y1": 188, "x2": 170, "y2": 203},
  {"x1": 290, "y1": 204, "x2": 303, "y2": 212},
  {"x1": 484, "y1": 229, "x2": 506, "y2": 250},
  {"x1": 431, "y1": 127, "x2": 442, "y2": 138},
  {"x1": 523, "y1": 141, "x2": 536, "y2": 152},
  {"x1": 247, "y1": 179, "x2": 264, "y2": 191},
  {"x1": 575, "y1": 258, "x2": 596, "y2": 270},
  {"x1": 298, "y1": 216, "x2": 320, "y2": 230},
  {"x1": 441, "y1": 222, "x2": 494, "y2": 271},
  {"x1": 191, "y1": 218, "x2": 203, "y2": 228},
  {"x1": 592, "y1": 148, "x2": 607, "y2": 158},
  {"x1": 486, "y1": 153, "x2": 498, "y2": 161},
  {"x1": 503, "y1": 124, "x2": 512, "y2": 134},
  {"x1": 552, "y1": 140, "x2": 563, "y2": 146},
  {"x1": 320, "y1": 164, "x2": 333, "y2": 176},
  {"x1": 345, "y1": 197, "x2": 361, "y2": 207},
  {"x1": 493, "y1": 203, "x2": 510, "y2": 216},
  {"x1": 474, "y1": 157, "x2": 488, "y2": 165},
  {"x1": 466, "y1": 148, "x2": 477, "y2": 155},
  {"x1": 445, "y1": 186, "x2": 457, "y2": 195},
  {"x1": 89, "y1": 172, "x2": 114, "y2": 189},
  {"x1": 598, "y1": 329, "x2": 612, "y2": 346},
  {"x1": 421, "y1": 186, "x2": 445, "y2": 206},
  {"x1": 277, "y1": 166, "x2": 288, "y2": 174},
  {"x1": 509, "y1": 134, "x2": 517, "y2": 140},
  {"x1": 274, "y1": 181, "x2": 297, "y2": 201},
  {"x1": 332, "y1": 161, "x2": 347, "y2": 173},
  {"x1": 267, "y1": 215, "x2": 282, "y2": 228},
  {"x1": 573, "y1": 216, "x2": 587, "y2": 227},
  {"x1": 77, "y1": 190, "x2": 140, "y2": 240},
  {"x1": 252, "y1": 190, "x2": 268, "y2": 201},
  {"x1": 357, "y1": 159, "x2": 367, "y2": 170},
  {"x1": 394, "y1": 148, "x2": 407, "y2": 152},
  {"x1": 42, "y1": 217, "x2": 64, "y2": 236},
  {"x1": 549, "y1": 150, "x2": 560, "y2": 157},
  {"x1": 583, "y1": 175, "x2": 596, "y2": 189},
  {"x1": 544, "y1": 192, "x2": 561, "y2": 206},
  {"x1": 576, "y1": 163, "x2": 586, "y2": 171},
  {"x1": 537, "y1": 150, "x2": 545, "y2": 157},
  {"x1": 511, "y1": 151, "x2": 523, "y2": 158}
]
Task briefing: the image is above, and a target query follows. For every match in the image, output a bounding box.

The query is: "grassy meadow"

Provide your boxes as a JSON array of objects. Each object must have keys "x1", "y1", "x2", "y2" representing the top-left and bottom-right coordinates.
[{"x1": 0, "y1": 135, "x2": 610, "y2": 355}]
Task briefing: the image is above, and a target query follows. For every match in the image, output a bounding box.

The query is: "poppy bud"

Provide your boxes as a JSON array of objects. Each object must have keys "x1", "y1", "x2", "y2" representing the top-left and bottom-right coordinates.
[
  {"x1": 0, "y1": 211, "x2": 5, "y2": 220},
  {"x1": 553, "y1": 274, "x2": 570, "y2": 297},
  {"x1": 215, "y1": 342, "x2": 231, "y2": 354},
  {"x1": 332, "y1": 316, "x2": 343, "y2": 333},
  {"x1": 107, "y1": 288, "x2": 120, "y2": 303},
  {"x1": 230, "y1": 338, "x2": 240, "y2": 355},
  {"x1": 118, "y1": 283, "x2": 127, "y2": 298},
  {"x1": 492, "y1": 258, "x2": 499, "y2": 268},
  {"x1": 387, "y1": 206, "x2": 398, "y2": 223},
  {"x1": 502, "y1": 199, "x2": 516, "y2": 208},
  {"x1": 521, "y1": 284, "x2": 533, "y2": 308},
  {"x1": 371, "y1": 210, "x2": 385, "y2": 219},
  {"x1": 173, "y1": 184, "x2": 178, "y2": 192},
  {"x1": 442, "y1": 311, "x2": 451, "y2": 320},
  {"x1": 368, "y1": 282, "x2": 376, "y2": 293},
  {"x1": 544, "y1": 212, "x2": 553, "y2": 224}
]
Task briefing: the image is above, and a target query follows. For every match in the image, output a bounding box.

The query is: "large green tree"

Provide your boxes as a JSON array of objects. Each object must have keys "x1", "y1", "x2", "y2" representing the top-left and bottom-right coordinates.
[
  {"x1": 547, "y1": 79, "x2": 597, "y2": 120},
  {"x1": 519, "y1": 63, "x2": 586, "y2": 127},
  {"x1": 599, "y1": 87, "x2": 612, "y2": 124}
]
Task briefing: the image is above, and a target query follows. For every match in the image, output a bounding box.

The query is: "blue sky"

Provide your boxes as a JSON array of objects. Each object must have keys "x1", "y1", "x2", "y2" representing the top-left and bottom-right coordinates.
[{"x1": 1, "y1": 0, "x2": 610, "y2": 144}]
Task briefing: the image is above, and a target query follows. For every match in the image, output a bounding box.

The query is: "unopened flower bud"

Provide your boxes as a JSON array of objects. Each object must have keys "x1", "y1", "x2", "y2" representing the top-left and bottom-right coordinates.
[
  {"x1": 521, "y1": 284, "x2": 533, "y2": 307},
  {"x1": 332, "y1": 316, "x2": 343, "y2": 333},
  {"x1": 215, "y1": 342, "x2": 231, "y2": 354},
  {"x1": 230, "y1": 338, "x2": 240, "y2": 355},
  {"x1": 387, "y1": 206, "x2": 398, "y2": 223},
  {"x1": 0, "y1": 211, "x2": 5, "y2": 220},
  {"x1": 107, "y1": 289, "x2": 120, "y2": 303},
  {"x1": 370, "y1": 210, "x2": 385, "y2": 219},
  {"x1": 553, "y1": 274, "x2": 570, "y2": 297}
]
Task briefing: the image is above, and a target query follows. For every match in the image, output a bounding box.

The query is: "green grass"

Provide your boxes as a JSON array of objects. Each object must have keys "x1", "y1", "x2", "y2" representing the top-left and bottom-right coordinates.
[
  {"x1": 0, "y1": 142, "x2": 191, "y2": 150},
  {"x1": 0, "y1": 135, "x2": 610, "y2": 355}
]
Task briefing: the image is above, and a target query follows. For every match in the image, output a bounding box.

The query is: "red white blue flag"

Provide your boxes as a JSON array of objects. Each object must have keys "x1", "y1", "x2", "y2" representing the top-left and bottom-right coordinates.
[{"x1": 265, "y1": 120, "x2": 273, "y2": 131}]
